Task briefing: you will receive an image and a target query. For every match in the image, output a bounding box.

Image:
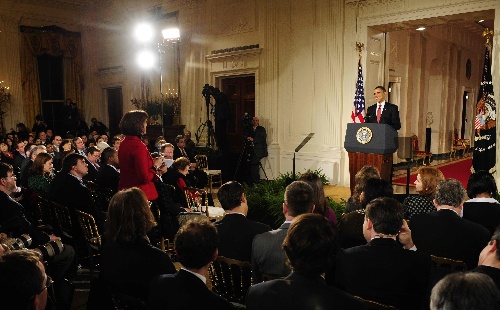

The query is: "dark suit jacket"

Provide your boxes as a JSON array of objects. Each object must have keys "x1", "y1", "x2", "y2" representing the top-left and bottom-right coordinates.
[
  {"x1": 365, "y1": 102, "x2": 401, "y2": 130},
  {"x1": 251, "y1": 222, "x2": 290, "y2": 282},
  {"x1": 97, "y1": 164, "x2": 120, "y2": 194},
  {"x1": 247, "y1": 272, "x2": 366, "y2": 310},
  {"x1": 173, "y1": 147, "x2": 194, "y2": 162},
  {"x1": 463, "y1": 200, "x2": 500, "y2": 235},
  {"x1": 334, "y1": 238, "x2": 431, "y2": 310},
  {"x1": 251, "y1": 126, "x2": 268, "y2": 158},
  {"x1": 83, "y1": 159, "x2": 99, "y2": 182},
  {"x1": 215, "y1": 213, "x2": 271, "y2": 262},
  {"x1": 473, "y1": 265, "x2": 500, "y2": 290},
  {"x1": 410, "y1": 209, "x2": 491, "y2": 269},
  {"x1": 147, "y1": 269, "x2": 235, "y2": 310},
  {"x1": 0, "y1": 191, "x2": 50, "y2": 246},
  {"x1": 101, "y1": 237, "x2": 176, "y2": 301},
  {"x1": 20, "y1": 159, "x2": 33, "y2": 188}
]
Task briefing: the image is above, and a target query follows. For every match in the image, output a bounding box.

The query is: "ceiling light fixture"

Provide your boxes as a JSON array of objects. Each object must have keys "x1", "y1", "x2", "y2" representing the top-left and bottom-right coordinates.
[
  {"x1": 478, "y1": 19, "x2": 485, "y2": 23},
  {"x1": 416, "y1": 27, "x2": 426, "y2": 31}
]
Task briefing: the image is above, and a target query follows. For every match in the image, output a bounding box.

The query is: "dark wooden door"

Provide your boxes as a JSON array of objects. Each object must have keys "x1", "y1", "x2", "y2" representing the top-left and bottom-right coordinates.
[
  {"x1": 220, "y1": 76, "x2": 255, "y2": 155},
  {"x1": 107, "y1": 88, "x2": 123, "y2": 138}
]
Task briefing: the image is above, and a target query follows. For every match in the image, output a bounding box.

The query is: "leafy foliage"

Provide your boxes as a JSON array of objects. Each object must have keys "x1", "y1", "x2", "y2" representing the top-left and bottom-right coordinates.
[{"x1": 245, "y1": 169, "x2": 346, "y2": 228}]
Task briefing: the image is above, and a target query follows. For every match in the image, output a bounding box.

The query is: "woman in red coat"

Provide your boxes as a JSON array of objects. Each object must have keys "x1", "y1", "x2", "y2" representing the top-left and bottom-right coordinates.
[{"x1": 118, "y1": 110, "x2": 164, "y2": 201}]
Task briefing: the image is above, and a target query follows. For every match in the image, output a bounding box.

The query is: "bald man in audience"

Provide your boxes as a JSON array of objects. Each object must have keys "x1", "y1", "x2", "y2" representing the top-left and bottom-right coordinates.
[{"x1": 251, "y1": 181, "x2": 315, "y2": 282}]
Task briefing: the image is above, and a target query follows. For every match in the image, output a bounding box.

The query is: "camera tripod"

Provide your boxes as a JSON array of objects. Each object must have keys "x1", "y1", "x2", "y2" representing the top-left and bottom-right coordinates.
[
  {"x1": 233, "y1": 137, "x2": 268, "y2": 184},
  {"x1": 195, "y1": 119, "x2": 215, "y2": 147}
]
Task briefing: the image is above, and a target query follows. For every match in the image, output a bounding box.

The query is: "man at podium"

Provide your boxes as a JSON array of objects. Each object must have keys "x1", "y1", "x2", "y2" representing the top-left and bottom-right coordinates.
[{"x1": 365, "y1": 86, "x2": 401, "y2": 131}]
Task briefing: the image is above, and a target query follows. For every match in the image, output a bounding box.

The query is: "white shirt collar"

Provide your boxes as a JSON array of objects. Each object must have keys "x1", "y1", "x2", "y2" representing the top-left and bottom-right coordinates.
[
  {"x1": 181, "y1": 268, "x2": 206, "y2": 284},
  {"x1": 107, "y1": 164, "x2": 119, "y2": 172},
  {"x1": 466, "y1": 197, "x2": 500, "y2": 204},
  {"x1": 377, "y1": 101, "x2": 386, "y2": 109}
]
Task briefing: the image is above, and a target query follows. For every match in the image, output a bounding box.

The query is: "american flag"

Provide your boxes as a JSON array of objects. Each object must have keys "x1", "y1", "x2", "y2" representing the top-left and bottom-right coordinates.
[
  {"x1": 475, "y1": 115, "x2": 482, "y2": 130},
  {"x1": 351, "y1": 60, "x2": 365, "y2": 123}
]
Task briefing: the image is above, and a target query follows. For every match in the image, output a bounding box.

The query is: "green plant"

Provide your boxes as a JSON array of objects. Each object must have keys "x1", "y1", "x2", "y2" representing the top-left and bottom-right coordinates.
[{"x1": 245, "y1": 169, "x2": 345, "y2": 228}]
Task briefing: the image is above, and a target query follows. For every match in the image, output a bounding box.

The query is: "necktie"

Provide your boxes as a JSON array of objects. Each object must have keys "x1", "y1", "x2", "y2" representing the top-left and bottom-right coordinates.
[
  {"x1": 376, "y1": 104, "x2": 382, "y2": 123},
  {"x1": 182, "y1": 149, "x2": 188, "y2": 157}
]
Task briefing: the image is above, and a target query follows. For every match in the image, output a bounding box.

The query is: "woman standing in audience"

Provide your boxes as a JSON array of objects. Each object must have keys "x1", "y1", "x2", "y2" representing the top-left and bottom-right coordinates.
[
  {"x1": 463, "y1": 170, "x2": 500, "y2": 235},
  {"x1": 403, "y1": 167, "x2": 444, "y2": 219},
  {"x1": 101, "y1": 187, "x2": 176, "y2": 303},
  {"x1": 298, "y1": 172, "x2": 337, "y2": 226},
  {"x1": 163, "y1": 157, "x2": 191, "y2": 208},
  {"x1": 118, "y1": 110, "x2": 163, "y2": 201},
  {"x1": 345, "y1": 165, "x2": 380, "y2": 213},
  {"x1": 27, "y1": 152, "x2": 54, "y2": 197}
]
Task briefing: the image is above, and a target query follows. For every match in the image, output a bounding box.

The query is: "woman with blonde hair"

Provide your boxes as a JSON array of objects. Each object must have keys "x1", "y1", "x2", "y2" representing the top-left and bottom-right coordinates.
[
  {"x1": 101, "y1": 187, "x2": 176, "y2": 303},
  {"x1": 345, "y1": 165, "x2": 380, "y2": 213},
  {"x1": 403, "y1": 166, "x2": 444, "y2": 219}
]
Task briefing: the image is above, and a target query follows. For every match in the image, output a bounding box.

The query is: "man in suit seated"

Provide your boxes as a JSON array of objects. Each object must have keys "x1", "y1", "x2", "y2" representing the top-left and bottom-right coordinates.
[
  {"x1": 97, "y1": 147, "x2": 120, "y2": 194},
  {"x1": 472, "y1": 226, "x2": 500, "y2": 289},
  {"x1": 83, "y1": 146, "x2": 100, "y2": 182},
  {"x1": 410, "y1": 178, "x2": 490, "y2": 269},
  {"x1": 215, "y1": 181, "x2": 271, "y2": 262},
  {"x1": 365, "y1": 86, "x2": 401, "y2": 130},
  {"x1": 50, "y1": 153, "x2": 106, "y2": 230},
  {"x1": 246, "y1": 213, "x2": 366, "y2": 310},
  {"x1": 252, "y1": 181, "x2": 314, "y2": 282},
  {"x1": 334, "y1": 197, "x2": 431, "y2": 309},
  {"x1": 147, "y1": 219, "x2": 235, "y2": 309},
  {"x1": 0, "y1": 163, "x2": 76, "y2": 308}
]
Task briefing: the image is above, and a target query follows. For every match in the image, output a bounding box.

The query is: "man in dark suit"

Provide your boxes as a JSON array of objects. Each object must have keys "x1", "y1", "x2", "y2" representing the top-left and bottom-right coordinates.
[
  {"x1": 334, "y1": 197, "x2": 431, "y2": 310},
  {"x1": 83, "y1": 146, "x2": 100, "y2": 182},
  {"x1": 251, "y1": 181, "x2": 315, "y2": 282},
  {"x1": 247, "y1": 213, "x2": 366, "y2": 310},
  {"x1": 50, "y1": 154, "x2": 105, "y2": 230},
  {"x1": 215, "y1": 181, "x2": 271, "y2": 262},
  {"x1": 365, "y1": 86, "x2": 401, "y2": 130},
  {"x1": 147, "y1": 219, "x2": 235, "y2": 309},
  {"x1": 173, "y1": 135, "x2": 194, "y2": 161},
  {"x1": 473, "y1": 226, "x2": 500, "y2": 289},
  {"x1": 247, "y1": 116, "x2": 268, "y2": 184},
  {"x1": 97, "y1": 147, "x2": 120, "y2": 194},
  {"x1": 410, "y1": 179, "x2": 491, "y2": 269}
]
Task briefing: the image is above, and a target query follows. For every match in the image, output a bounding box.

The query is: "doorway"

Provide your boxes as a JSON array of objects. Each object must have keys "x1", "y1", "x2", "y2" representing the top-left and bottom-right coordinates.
[
  {"x1": 220, "y1": 75, "x2": 256, "y2": 155},
  {"x1": 106, "y1": 88, "x2": 123, "y2": 138}
]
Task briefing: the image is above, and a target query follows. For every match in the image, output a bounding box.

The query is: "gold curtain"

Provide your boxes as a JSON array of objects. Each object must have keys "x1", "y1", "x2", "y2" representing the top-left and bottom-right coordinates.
[{"x1": 19, "y1": 25, "x2": 83, "y2": 128}]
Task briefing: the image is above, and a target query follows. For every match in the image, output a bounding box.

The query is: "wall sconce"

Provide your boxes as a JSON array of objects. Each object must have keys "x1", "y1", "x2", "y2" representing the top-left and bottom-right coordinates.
[{"x1": 0, "y1": 81, "x2": 11, "y2": 103}]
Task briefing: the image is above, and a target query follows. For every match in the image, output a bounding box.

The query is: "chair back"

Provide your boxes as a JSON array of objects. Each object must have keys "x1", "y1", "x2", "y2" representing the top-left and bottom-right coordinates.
[
  {"x1": 50, "y1": 201, "x2": 74, "y2": 240},
  {"x1": 75, "y1": 209, "x2": 102, "y2": 248},
  {"x1": 195, "y1": 154, "x2": 208, "y2": 170},
  {"x1": 430, "y1": 255, "x2": 468, "y2": 271},
  {"x1": 208, "y1": 256, "x2": 253, "y2": 304},
  {"x1": 412, "y1": 135, "x2": 420, "y2": 152},
  {"x1": 85, "y1": 180, "x2": 112, "y2": 212},
  {"x1": 354, "y1": 296, "x2": 398, "y2": 309}
]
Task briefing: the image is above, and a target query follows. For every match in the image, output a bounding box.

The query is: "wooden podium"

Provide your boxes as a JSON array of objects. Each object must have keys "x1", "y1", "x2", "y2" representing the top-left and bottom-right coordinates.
[{"x1": 344, "y1": 123, "x2": 398, "y2": 195}]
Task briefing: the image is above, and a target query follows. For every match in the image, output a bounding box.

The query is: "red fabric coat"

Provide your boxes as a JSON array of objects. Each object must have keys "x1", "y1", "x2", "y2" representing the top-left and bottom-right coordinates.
[{"x1": 118, "y1": 136, "x2": 158, "y2": 200}]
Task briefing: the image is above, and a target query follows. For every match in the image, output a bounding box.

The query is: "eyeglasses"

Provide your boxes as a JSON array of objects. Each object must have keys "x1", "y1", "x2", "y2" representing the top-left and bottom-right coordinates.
[{"x1": 31, "y1": 275, "x2": 53, "y2": 300}]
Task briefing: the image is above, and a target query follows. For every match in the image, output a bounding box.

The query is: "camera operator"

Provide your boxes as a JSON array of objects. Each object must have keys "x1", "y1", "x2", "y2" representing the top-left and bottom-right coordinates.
[
  {"x1": 0, "y1": 162, "x2": 76, "y2": 308},
  {"x1": 246, "y1": 116, "x2": 268, "y2": 184}
]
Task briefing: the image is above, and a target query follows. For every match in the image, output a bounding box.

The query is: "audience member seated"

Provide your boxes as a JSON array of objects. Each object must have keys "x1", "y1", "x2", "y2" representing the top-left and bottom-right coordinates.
[
  {"x1": 27, "y1": 153, "x2": 54, "y2": 197},
  {"x1": 246, "y1": 213, "x2": 366, "y2": 310},
  {"x1": 160, "y1": 143, "x2": 174, "y2": 168},
  {"x1": 462, "y1": 170, "x2": 500, "y2": 235},
  {"x1": 430, "y1": 272, "x2": 500, "y2": 310},
  {"x1": 0, "y1": 162, "x2": 76, "y2": 307},
  {"x1": 173, "y1": 134, "x2": 194, "y2": 161},
  {"x1": 50, "y1": 153, "x2": 106, "y2": 230},
  {"x1": 147, "y1": 219, "x2": 235, "y2": 310},
  {"x1": 184, "y1": 130, "x2": 196, "y2": 155},
  {"x1": 20, "y1": 145, "x2": 46, "y2": 188},
  {"x1": 101, "y1": 187, "x2": 176, "y2": 303},
  {"x1": 403, "y1": 167, "x2": 444, "y2": 220},
  {"x1": 472, "y1": 226, "x2": 500, "y2": 289},
  {"x1": 83, "y1": 146, "x2": 100, "y2": 182},
  {"x1": 73, "y1": 137, "x2": 86, "y2": 156},
  {"x1": 0, "y1": 140, "x2": 14, "y2": 165},
  {"x1": 345, "y1": 165, "x2": 380, "y2": 213},
  {"x1": 60, "y1": 139, "x2": 73, "y2": 152},
  {"x1": 0, "y1": 250, "x2": 51, "y2": 310},
  {"x1": 89, "y1": 117, "x2": 108, "y2": 135},
  {"x1": 298, "y1": 172, "x2": 337, "y2": 227},
  {"x1": 163, "y1": 157, "x2": 191, "y2": 208},
  {"x1": 252, "y1": 181, "x2": 315, "y2": 282},
  {"x1": 97, "y1": 147, "x2": 120, "y2": 194},
  {"x1": 410, "y1": 179, "x2": 490, "y2": 269},
  {"x1": 215, "y1": 181, "x2": 271, "y2": 262},
  {"x1": 13, "y1": 140, "x2": 27, "y2": 178},
  {"x1": 338, "y1": 178, "x2": 393, "y2": 249},
  {"x1": 334, "y1": 197, "x2": 431, "y2": 309}
]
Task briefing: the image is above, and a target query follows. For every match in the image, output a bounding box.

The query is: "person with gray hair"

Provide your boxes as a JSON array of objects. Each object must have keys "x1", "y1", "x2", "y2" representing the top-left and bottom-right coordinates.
[
  {"x1": 410, "y1": 178, "x2": 490, "y2": 269},
  {"x1": 472, "y1": 226, "x2": 500, "y2": 289},
  {"x1": 430, "y1": 272, "x2": 500, "y2": 310}
]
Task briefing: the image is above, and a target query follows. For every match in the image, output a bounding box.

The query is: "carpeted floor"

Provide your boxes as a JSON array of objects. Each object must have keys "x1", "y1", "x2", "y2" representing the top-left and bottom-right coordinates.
[{"x1": 392, "y1": 158, "x2": 472, "y2": 189}]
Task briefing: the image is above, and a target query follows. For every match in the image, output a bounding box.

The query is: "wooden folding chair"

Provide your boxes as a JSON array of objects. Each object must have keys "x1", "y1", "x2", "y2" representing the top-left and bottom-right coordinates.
[
  {"x1": 195, "y1": 154, "x2": 222, "y2": 193},
  {"x1": 208, "y1": 256, "x2": 253, "y2": 305},
  {"x1": 75, "y1": 209, "x2": 102, "y2": 278}
]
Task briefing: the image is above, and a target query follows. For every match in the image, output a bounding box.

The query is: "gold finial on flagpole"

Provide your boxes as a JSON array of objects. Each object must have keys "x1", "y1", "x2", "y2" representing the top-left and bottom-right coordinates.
[
  {"x1": 482, "y1": 28, "x2": 494, "y2": 45},
  {"x1": 356, "y1": 42, "x2": 364, "y2": 60}
]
